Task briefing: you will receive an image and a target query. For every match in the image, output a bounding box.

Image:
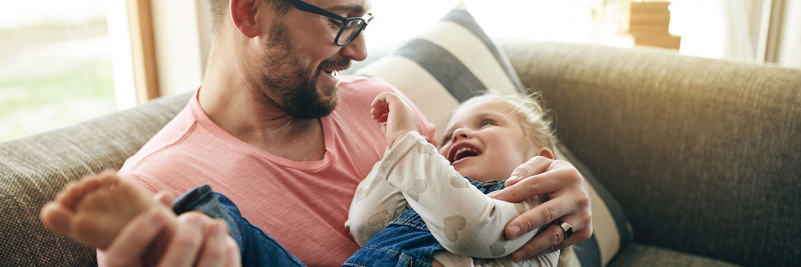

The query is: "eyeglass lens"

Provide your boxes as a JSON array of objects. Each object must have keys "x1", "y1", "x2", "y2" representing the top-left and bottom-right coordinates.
[{"x1": 337, "y1": 19, "x2": 367, "y2": 45}]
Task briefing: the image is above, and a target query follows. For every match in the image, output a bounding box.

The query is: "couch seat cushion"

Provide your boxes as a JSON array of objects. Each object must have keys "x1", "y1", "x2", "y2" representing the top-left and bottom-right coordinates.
[{"x1": 609, "y1": 243, "x2": 740, "y2": 267}]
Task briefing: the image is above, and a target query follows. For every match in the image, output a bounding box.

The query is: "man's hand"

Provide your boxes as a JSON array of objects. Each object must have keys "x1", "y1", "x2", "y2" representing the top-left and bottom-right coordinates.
[
  {"x1": 100, "y1": 192, "x2": 241, "y2": 267},
  {"x1": 370, "y1": 92, "x2": 419, "y2": 148},
  {"x1": 491, "y1": 156, "x2": 592, "y2": 262}
]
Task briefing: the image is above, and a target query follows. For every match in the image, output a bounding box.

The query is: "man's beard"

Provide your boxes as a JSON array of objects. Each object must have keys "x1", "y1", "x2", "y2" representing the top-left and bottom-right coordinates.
[
  {"x1": 274, "y1": 66, "x2": 340, "y2": 119},
  {"x1": 258, "y1": 21, "x2": 347, "y2": 119}
]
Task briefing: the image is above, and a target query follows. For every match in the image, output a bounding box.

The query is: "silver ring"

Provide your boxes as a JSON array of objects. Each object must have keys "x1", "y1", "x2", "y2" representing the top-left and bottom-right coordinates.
[{"x1": 553, "y1": 220, "x2": 573, "y2": 240}]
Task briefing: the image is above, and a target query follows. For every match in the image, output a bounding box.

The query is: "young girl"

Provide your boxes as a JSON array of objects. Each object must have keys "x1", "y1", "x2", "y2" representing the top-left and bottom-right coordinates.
[
  {"x1": 39, "y1": 91, "x2": 560, "y2": 266},
  {"x1": 344, "y1": 91, "x2": 560, "y2": 266}
]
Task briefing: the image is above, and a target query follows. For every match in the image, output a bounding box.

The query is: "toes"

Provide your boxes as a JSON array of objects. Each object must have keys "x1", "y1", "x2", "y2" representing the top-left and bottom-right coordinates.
[
  {"x1": 58, "y1": 173, "x2": 122, "y2": 209},
  {"x1": 96, "y1": 172, "x2": 122, "y2": 186},
  {"x1": 86, "y1": 172, "x2": 121, "y2": 190},
  {"x1": 40, "y1": 202, "x2": 75, "y2": 236},
  {"x1": 56, "y1": 181, "x2": 84, "y2": 210},
  {"x1": 82, "y1": 175, "x2": 113, "y2": 193}
]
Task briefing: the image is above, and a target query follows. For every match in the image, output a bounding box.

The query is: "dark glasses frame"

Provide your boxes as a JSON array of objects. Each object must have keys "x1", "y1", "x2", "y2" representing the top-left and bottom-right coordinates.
[{"x1": 286, "y1": 0, "x2": 374, "y2": 46}]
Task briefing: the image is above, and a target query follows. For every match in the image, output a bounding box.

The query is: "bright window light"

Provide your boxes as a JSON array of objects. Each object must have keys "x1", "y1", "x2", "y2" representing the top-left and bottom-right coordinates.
[{"x1": 0, "y1": 0, "x2": 126, "y2": 142}]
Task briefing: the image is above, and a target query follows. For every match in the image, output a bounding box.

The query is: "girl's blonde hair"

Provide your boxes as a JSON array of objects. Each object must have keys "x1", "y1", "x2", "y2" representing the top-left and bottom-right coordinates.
[{"x1": 453, "y1": 90, "x2": 557, "y2": 150}]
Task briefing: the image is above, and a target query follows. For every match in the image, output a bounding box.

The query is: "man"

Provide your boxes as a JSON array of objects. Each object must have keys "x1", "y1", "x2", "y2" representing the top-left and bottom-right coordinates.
[{"x1": 100, "y1": 0, "x2": 592, "y2": 265}]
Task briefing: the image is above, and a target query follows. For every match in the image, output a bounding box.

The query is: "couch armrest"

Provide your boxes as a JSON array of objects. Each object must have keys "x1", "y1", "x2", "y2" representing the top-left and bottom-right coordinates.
[
  {"x1": 500, "y1": 39, "x2": 801, "y2": 266},
  {"x1": 0, "y1": 93, "x2": 191, "y2": 266}
]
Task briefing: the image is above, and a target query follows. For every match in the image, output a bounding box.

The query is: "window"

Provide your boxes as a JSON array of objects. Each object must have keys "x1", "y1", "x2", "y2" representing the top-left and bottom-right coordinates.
[
  {"x1": 0, "y1": 0, "x2": 131, "y2": 142},
  {"x1": 367, "y1": 0, "x2": 800, "y2": 68}
]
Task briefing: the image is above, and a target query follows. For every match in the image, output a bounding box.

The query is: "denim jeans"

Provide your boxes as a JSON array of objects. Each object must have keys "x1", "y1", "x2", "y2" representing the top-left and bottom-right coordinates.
[
  {"x1": 172, "y1": 185, "x2": 306, "y2": 267},
  {"x1": 343, "y1": 177, "x2": 506, "y2": 267}
]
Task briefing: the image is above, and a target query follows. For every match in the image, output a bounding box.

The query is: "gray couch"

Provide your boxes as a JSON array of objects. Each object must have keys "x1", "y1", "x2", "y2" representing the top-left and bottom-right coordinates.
[{"x1": 2, "y1": 40, "x2": 799, "y2": 266}]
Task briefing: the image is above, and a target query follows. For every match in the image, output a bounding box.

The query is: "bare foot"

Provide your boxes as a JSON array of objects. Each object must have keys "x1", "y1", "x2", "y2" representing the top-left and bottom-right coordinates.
[{"x1": 40, "y1": 171, "x2": 176, "y2": 262}]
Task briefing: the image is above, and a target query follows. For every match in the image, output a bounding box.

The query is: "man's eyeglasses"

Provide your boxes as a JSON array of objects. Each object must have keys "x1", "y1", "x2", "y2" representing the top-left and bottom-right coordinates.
[{"x1": 286, "y1": 0, "x2": 373, "y2": 46}]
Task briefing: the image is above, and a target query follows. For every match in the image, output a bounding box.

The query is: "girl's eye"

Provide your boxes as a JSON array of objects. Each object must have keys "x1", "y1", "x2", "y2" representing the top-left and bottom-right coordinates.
[{"x1": 479, "y1": 118, "x2": 496, "y2": 127}]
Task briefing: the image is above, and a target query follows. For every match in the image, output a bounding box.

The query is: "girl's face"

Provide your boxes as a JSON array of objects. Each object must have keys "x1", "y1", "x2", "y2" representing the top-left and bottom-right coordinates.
[{"x1": 438, "y1": 100, "x2": 540, "y2": 182}]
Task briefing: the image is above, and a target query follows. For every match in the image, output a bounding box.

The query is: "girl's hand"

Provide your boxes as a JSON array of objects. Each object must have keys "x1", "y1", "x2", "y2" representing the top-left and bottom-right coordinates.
[{"x1": 371, "y1": 92, "x2": 419, "y2": 148}]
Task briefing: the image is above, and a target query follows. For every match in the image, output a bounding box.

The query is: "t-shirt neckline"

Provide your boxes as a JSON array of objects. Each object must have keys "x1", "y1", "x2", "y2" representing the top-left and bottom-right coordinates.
[{"x1": 189, "y1": 87, "x2": 336, "y2": 171}]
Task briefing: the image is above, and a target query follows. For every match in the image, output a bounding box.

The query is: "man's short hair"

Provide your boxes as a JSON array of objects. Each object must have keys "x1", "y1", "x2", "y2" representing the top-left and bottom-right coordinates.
[{"x1": 208, "y1": 0, "x2": 292, "y2": 31}]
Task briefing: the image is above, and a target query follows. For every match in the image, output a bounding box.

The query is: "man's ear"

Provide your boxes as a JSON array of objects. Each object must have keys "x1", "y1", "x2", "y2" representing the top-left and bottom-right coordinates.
[
  {"x1": 230, "y1": 0, "x2": 260, "y2": 38},
  {"x1": 538, "y1": 147, "x2": 555, "y2": 160}
]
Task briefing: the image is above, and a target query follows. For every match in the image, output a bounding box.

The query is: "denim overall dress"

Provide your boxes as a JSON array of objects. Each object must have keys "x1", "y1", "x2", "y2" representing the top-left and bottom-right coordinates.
[
  {"x1": 343, "y1": 177, "x2": 506, "y2": 267},
  {"x1": 172, "y1": 185, "x2": 306, "y2": 267}
]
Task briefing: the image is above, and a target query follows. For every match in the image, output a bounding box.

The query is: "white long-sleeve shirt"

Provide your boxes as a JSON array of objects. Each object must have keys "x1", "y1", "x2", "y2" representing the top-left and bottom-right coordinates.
[{"x1": 346, "y1": 132, "x2": 559, "y2": 266}]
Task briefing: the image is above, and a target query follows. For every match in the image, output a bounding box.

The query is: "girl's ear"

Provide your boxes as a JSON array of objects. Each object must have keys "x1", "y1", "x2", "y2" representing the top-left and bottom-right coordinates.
[
  {"x1": 230, "y1": 0, "x2": 261, "y2": 38},
  {"x1": 538, "y1": 147, "x2": 555, "y2": 160}
]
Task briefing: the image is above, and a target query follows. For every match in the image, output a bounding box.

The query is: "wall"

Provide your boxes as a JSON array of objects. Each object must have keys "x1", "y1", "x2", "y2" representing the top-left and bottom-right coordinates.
[{"x1": 150, "y1": 0, "x2": 208, "y2": 96}]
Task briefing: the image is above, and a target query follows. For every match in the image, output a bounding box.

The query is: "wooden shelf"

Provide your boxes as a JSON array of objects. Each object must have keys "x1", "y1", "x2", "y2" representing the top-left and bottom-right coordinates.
[{"x1": 625, "y1": 1, "x2": 680, "y2": 50}]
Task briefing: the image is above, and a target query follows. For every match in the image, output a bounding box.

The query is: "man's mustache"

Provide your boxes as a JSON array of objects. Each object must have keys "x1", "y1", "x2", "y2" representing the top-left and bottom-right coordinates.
[{"x1": 319, "y1": 58, "x2": 351, "y2": 71}]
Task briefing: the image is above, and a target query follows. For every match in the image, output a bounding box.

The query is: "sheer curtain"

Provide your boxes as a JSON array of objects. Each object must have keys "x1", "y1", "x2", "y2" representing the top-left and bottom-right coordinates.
[
  {"x1": 668, "y1": 0, "x2": 798, "y2": 68},
  {"x1": 775, "y1": 0, "x2": 801, "y2": 68},
  {"x1": 670, "y1": 0, "x2": 763, "y2": 62}
]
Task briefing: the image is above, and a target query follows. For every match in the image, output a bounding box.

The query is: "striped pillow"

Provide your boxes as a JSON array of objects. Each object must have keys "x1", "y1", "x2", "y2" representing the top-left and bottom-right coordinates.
[
  {"x1": 553, "y1": 144, "x2": 633, "y2": 267},
  {"x1": 356, "y1": 2, "x2": 523, "y2": 139},
  {"x1": 355, "y1": 3, "x2": 631, "y2": 266}
]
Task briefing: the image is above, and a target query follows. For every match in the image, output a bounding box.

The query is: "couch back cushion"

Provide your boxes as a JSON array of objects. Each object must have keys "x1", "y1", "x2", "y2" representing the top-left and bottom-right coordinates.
[
  {"x1": 0, "y1": 93, "x2": 190, "y2": 266},
  {"x1": 503, "y1": 40, "x2": 801, "y2": 266}
]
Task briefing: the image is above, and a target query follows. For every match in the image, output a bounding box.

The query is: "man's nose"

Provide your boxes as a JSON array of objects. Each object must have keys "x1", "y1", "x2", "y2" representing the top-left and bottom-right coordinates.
[{"x1": 340, "y1": 32, "x2": 367, "y2": 61}]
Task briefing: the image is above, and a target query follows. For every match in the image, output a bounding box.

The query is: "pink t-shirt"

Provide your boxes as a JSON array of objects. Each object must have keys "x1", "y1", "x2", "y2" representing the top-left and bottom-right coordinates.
[{"x1": 116, "y1": 76, "x2": 436, "y2": 266}]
